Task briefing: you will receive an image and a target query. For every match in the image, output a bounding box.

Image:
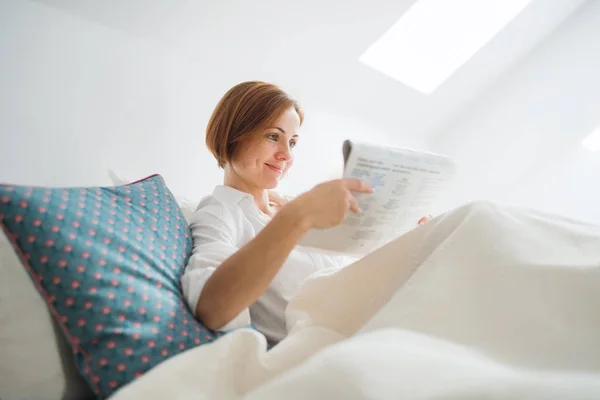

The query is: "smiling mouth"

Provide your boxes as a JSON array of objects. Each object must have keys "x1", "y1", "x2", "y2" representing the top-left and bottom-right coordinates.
[{"x1": 266, "y1": 163, "x2": 283, "y2": 173}]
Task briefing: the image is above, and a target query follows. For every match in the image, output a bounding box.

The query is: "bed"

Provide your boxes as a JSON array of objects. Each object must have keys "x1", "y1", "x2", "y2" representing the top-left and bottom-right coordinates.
[
  {"x1": 111, "y1": 201, "x2": 600, "y2": 399},
  {"x1": 2, "y1": 177, "x2": 600, "y2": 400}
]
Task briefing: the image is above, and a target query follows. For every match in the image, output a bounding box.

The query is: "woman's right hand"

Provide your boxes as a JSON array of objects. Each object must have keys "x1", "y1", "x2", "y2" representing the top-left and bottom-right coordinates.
[{"x1": 290, "y1": 179, "x2": 373, "y2": 230}]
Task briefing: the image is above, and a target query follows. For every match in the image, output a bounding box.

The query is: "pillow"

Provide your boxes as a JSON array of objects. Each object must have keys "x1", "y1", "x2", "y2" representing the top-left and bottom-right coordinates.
[
  {"x1": 0, "y1": 232, "x2": 94, "y2": 400},
  {"x1": 108, "y1": 169, "x2": 198, "y2": 223},
  {"x1": 0, "y1": 174, "x2": 225, "y2": 399}
]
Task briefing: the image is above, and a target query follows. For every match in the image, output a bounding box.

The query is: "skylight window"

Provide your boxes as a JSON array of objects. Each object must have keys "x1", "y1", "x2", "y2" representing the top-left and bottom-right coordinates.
[
  {"x1": 582, "y1": 127, "x2": 600, "y2": 152},
  {"x1": 359, "y1": 0, "x2": 533, "y2": 94}
]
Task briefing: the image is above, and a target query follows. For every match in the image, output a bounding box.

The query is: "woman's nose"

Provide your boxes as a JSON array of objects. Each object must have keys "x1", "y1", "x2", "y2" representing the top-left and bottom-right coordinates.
[{"x1": 276, "y1": 143, "x2": 292, "y2": 160}]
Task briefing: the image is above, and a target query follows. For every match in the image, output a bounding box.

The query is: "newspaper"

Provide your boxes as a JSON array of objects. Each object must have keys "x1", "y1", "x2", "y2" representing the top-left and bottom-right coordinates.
[{"x1": 298, "y1": 140, "x2": 456, "y2": 256}]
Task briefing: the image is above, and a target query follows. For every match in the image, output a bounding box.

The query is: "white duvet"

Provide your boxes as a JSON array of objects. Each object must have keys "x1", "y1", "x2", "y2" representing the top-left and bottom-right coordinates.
[{"x1": 111, "y1": 201, "x2": 600, "y2": 399}]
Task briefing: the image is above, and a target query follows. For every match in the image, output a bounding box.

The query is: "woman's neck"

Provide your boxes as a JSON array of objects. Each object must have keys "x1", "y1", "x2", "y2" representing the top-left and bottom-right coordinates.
[{"x1": 223, "y1": 171, "x2": 273, "y2": 217}]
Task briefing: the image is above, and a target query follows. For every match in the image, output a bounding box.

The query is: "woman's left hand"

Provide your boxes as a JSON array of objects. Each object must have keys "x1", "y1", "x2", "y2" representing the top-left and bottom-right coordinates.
[
  {"x1": 418, "y1": 214, "x2": 433, "y2": 225},
  {"x1": 268, "y1": 191, "x2": 289, "y2": 207}
]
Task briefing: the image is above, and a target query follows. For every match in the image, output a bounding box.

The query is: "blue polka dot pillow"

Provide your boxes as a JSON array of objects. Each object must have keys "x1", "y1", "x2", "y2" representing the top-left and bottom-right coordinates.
[{"x1": 0, "y1": 175, "x2": 224, "y2": 399}]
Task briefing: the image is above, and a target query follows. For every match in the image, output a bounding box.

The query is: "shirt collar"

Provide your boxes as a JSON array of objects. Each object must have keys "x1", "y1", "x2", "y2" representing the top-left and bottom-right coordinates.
[
  {"x1": 212, "y1": 185, "x2": 273, "y2": 221},
  {"x1": 212, "y1": 185, "x2": 253, "y2": 205}
]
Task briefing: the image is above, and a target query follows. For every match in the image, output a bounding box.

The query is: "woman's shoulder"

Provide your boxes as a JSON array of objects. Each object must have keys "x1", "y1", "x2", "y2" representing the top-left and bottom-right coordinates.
[{"x1": 190, "y1": 194, "x2": 240, "y2": 225}]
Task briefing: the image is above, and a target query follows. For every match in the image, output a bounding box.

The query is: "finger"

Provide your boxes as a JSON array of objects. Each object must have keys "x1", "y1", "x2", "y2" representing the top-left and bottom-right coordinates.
[
  {"x1": 417, "y1": 214, "x2": 433, "y2": 225},
  {"x1": 343, "y1": 178, "x2": 373, "y2": 194},
  {"x1": 268, "y1": 190, "x2": 288, "y2": 206},
  {"x1": 348, "y1": 196, "x2": 360, "y2": 214}
]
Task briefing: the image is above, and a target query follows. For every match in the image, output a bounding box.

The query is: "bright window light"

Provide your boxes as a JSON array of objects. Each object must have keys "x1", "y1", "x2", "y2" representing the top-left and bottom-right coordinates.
[
  {"x1": 359, "y1": 0, "x2": 533, "y2": 94},
  {"x1": 582, "y1": 127, "x2": 600, "y2": 152}
]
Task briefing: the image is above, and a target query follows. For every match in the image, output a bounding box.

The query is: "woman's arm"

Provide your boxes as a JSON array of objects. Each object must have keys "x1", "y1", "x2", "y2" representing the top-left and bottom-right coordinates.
[
  {"x1": 195, "y1": 202, "x2": 309, "y2": 330},
  {"x1": 196, "y1": 178, "x2": 372, "y2": 330}
]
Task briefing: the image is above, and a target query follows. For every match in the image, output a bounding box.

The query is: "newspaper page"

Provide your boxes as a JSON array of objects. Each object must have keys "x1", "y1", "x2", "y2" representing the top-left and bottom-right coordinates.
[{"x1": 298, "y1": 140, "x2": 456, "y2": 255}]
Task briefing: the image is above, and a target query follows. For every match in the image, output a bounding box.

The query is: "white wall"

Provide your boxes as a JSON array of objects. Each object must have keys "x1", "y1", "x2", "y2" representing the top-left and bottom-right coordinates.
[
  {"x1": 0, "y1": 0, "x2": 410, "y2": 201},
  {"x1": 0, "y1": 0, "x2": 216, "y2": 197},
  {"x1": 430, "y1": 0, "x2": 600, "y2": 225},
  {"x1": 5, "y1": 0, "x2": 595, "y2": 220}
]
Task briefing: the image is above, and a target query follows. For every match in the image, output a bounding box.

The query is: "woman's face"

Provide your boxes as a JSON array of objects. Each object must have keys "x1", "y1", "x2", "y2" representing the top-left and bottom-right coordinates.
[{"x1": 230, "y1": 107, "x2": 300, "y2": 190}]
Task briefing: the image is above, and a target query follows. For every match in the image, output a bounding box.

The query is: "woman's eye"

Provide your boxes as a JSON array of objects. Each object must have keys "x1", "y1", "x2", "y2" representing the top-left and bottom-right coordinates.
[
  {"x1": 268, "y1": 134, "x2": 278, "y2": 141},
  {"x1": 290, "y1": 141, "x2": 297, "y2": 148}
]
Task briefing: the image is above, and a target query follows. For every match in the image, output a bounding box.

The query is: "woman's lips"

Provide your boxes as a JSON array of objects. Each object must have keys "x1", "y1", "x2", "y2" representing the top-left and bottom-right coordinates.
[{"x1": 266, "y1": 163, "x2": 283, "y2": 174}]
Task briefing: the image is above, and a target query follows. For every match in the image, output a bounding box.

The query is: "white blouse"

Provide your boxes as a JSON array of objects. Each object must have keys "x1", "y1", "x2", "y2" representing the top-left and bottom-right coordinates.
[{"x1": 181, "y1": 185, "x2": 354, "y2": 344}]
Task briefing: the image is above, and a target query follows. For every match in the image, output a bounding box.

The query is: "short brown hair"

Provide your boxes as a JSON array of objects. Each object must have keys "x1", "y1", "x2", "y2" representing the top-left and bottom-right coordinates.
[{"x1": 206, "y1": 81, "x2": 304, "y2": 168}]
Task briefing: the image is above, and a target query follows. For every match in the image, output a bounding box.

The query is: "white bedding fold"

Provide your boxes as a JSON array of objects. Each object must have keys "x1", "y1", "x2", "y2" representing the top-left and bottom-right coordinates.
[{"x1": 111, "y1": 201, "x2": 600, "y2": 400}]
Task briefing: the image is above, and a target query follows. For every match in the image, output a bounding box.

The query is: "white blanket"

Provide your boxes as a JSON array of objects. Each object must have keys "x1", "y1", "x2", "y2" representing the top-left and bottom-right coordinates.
[{"x1": 111, "y1": 201, "x2": 600, "y2": 399}]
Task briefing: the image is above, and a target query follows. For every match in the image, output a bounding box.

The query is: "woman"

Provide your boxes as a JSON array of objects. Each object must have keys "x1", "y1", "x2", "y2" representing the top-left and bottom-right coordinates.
[{"x1": 181, "y1": 81, "x2": 373, "y2": 344}]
